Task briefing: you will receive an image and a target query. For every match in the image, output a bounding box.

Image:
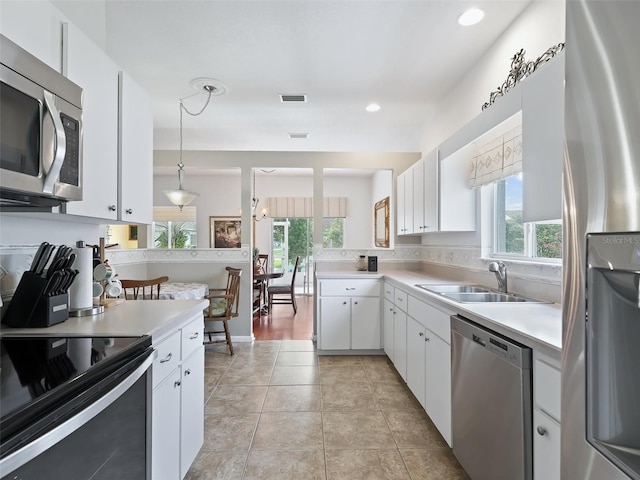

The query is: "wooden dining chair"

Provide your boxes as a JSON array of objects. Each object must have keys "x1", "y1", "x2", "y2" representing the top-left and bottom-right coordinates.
[
  {"x1": 120, "y1": 276, "x2": 169, "y2": 300},
  {"x1": 267, "y1": 256, "x2": 300, "y2": 314},
  {"x1": 203, "y1": 267, "x2": 242, "y2": 355},
  {"x1": 253, "y1": 254, "x2": 269, "y2": 315}
]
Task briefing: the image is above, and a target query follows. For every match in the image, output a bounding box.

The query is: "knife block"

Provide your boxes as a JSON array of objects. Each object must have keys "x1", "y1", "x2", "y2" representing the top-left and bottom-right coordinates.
[{"x1": 1, "y1": 271, "x2": 69, "y2": 328}]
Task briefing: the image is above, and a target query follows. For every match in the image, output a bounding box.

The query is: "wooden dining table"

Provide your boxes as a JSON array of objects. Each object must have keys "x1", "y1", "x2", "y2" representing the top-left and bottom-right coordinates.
[{"x1": 253, "y1": 272, "x2": 284, "y2": 314}]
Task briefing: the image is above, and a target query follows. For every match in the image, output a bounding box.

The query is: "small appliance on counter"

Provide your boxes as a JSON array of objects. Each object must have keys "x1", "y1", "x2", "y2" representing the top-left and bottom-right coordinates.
[
  {"x1": 368, "y1": 256, "x2": 378, "y2": 272},
  {"x1": 1, "y1": 242, "x2": 79, "y2": 328},
  {"x1": 68, "y1": 241, "x2": 103, "y2": 318}
]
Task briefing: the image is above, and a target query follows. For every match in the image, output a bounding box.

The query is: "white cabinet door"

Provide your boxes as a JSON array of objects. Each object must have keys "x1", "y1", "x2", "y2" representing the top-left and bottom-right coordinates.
[
  {"x1": 351, "y1": 296, "x2": 380, "y2": 350},
  {"x1": 63, "y1": 23, "x2": 119, "y2": 220},
  {"x1": 180, "y1": 347, "x2": 205, "y2": 479},
  {"x1": 0, "y1": 2, "x2": 64, "y2": 70},
  {"x1": 393, "y1": 309, "x2": 407, "y2": 381},
  {"x1": 422, "y1": 148, "x2": 439, "y2": 232},
  {"x1": 406, "y1": 316, "x2": 426, "y2": 409},
  {"x1": 319, "y1": 297, "x2": 351, "y2": 350},
  {"x1": 396, "y1": 173, "x2": 407, "y2": 235},
  {"x1": 118, "y1": 71, "x2": 153, "y2": 224},
  {"x1": 412, "y1": 159, "x2": 424, "y2": 233},
  {"x1": 383, "y1": 298, "x2": 395, "y2": 361},
  {"x1": 152, "y1": 368, "x2": 181, "y2": 480},
  {"x1": 533, "y1": 410, "x2": 561, "y2": 480},
  {"x1": 439, "y1": 142, "x2": 476, "y2": 232},
  {"x1": 425, "y1": 330, "x2": 452, "y2": 446},
  {"x1": 522, "y1": 52, "x2": 564, "y2": 223}
]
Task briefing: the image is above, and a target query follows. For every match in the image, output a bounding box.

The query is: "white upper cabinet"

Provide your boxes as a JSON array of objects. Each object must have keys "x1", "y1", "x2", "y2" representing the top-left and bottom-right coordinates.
[
  {"x1": 439, "y1": 142, "x2": 476, "y2": 232},
  {"x1": 522, "y1": 52, "x2": 564, "y2": 223},
  {"x1": 412, "y1": 160, "x2": 424, "y2": 233},
  {"x1": 397, "y1": 169, "x2": 413, "y2": 235},
  {"x1": 0, "y1": 1, "x2": 65, "y2": 71},
  {"x1": 119, "y1": 71, "x2": 153, "y2": 224},
  {"x1": 62, "y1": 23, "x2": 119, "y2": 220},
  {"x1": 421, "y1": 148, "x2": 439, "y2": 233}
]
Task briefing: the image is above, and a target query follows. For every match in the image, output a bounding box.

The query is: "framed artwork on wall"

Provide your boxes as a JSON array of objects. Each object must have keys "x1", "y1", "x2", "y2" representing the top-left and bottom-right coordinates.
[
  {"x1": 374, "y1": 196, "x2": 390, "y2": 248},
  {"x1": 129, "y1": 225, "x2": 138, "y2": 241},
  {"x1": 210, "y1": 216, "x2": 242, "y2": 248}
]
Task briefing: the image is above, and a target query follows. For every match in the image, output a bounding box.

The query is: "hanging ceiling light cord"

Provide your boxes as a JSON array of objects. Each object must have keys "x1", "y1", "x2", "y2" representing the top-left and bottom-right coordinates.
[{"x1": 164, "y1": 86, "x2": 214, "y2": 210}]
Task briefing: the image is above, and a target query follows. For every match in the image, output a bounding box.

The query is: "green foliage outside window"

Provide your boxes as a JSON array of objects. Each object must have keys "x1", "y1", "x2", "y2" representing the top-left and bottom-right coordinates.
[
  {"x1": 154, "y1": 221, "x2": 190, "y2": 248},
  {"x1": 323, "y1": 218, "x2": 344, "y2": 248}
]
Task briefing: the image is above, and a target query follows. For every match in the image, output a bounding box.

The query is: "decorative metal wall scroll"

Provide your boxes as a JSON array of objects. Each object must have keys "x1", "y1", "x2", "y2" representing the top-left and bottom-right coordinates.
[{"x1": 481, "y1": 42, "x2": 565, "y2": 110}]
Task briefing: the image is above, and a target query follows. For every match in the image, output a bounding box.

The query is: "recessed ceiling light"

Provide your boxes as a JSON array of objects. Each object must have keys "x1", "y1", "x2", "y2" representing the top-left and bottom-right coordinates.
[
  {"x1": 366, "y1": 103, "x2": 381, "y2": 112},
  {"x1": 458, "y1": 8, "x2": 484, "y2": 26}
]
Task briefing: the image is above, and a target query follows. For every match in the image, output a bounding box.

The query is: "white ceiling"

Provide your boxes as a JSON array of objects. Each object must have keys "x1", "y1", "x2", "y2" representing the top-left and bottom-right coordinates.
[{"x1": 60, "y1": 0, "x2": 532, "y2": 153}]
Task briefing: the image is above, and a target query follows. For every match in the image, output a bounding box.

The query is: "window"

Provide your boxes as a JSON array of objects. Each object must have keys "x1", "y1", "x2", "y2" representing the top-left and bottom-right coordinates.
[
  {"x1": 323, "y1": 218, "x2": 344, "y2": 248},
  {"x1": 152, "y1": 206, "x2": 197, "y2": 248},
  {"x1": 493, "y1": 175, "x2": 561, "y2": 260}
]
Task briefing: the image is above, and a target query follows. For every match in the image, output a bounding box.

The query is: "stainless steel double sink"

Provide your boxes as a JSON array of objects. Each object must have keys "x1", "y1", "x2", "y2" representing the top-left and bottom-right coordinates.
[{"x1": 414, "y1": 284, "x2": 549, "y2": 303}]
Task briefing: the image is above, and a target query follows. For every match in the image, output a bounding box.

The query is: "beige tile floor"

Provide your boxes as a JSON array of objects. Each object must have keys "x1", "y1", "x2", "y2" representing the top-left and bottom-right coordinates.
[{"x1": 186, "y1": 340, "x2": 469, "y2": 480}]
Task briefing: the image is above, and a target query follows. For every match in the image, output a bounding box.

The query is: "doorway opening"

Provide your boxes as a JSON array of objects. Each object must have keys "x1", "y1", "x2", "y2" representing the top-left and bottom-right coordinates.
[{"x1": 272, "y1": 218, "x2": 313, "y2": 295}]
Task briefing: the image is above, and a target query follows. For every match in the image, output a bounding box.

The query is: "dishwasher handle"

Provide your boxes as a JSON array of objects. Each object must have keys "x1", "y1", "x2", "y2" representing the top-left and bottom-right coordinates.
[{"x1": 472, "y1": 334, "x2": 486, "y2": 347}]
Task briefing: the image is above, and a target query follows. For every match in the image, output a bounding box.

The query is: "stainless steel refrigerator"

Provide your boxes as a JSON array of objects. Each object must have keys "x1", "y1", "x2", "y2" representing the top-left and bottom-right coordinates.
[{"x1": 564, "y1": 1, "x2": 640, "y2": 479}]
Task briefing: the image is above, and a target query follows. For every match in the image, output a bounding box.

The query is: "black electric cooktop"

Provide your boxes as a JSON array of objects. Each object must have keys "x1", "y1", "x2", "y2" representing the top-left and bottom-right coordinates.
[{"x1": 0, "y1": 335, "x2": 151, "y2": 453}]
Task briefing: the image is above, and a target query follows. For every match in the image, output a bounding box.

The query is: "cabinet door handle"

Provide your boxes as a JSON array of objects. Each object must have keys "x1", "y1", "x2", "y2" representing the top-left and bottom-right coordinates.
[
  {"x1": 184, "y1": 369, "x2": 191, "y2": 376},
  {"x1": 125, "y1": 208, "x2": 133, "y2": 214},
  {"x1": 425, "y1": 337, "x2": 430, "y2": 342},
  {"x1": 419, "y1": 332, "x2": 424, "y2": 336},
  {"x1": 160, "y1": 352, "x2": 173, "y2": 363},
  {"x1": 174, "y1": 380, "x2": 181, "y2": 388},
  {"x1": 354, "y1": 301, "x2": 358, "y2": 305},
  {"x1": 343, "y1": 301, "x2": 348, "y2": 305},
  {"x1": 108, "y1": 204, "x2": 116, "y2": 212},
  {"x1": 189, "y1": 332, "x2": 199, "y2": 339},
  {"x1": 536, "y1": 426, "x2": 547, "y2": 436}
]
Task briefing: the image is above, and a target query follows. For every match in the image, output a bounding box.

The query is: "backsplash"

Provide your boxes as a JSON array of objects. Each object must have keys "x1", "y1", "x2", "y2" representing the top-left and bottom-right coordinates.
[{"x1": 1, "y1": 243, "x2": 561, "y2": 303}]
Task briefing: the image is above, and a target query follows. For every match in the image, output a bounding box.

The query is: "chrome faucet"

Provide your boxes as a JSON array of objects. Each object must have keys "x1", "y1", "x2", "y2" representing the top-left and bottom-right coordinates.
[{"x1": 488, "y1": 261, "x2": 508, "y2": 293}]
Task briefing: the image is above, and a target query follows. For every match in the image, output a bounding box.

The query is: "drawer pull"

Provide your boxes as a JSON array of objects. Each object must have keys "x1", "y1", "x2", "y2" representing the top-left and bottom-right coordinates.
[
  {"x1": 184, "y1": 369, "x2": 192, "y2": 376},
  {"x1": 354, "y1": 301, "x2": 358, "y2": 305},
  {"x1": 343, "y1": 301, "x2": 348, "y2": 305},
  {"x1": 345, "y1": 287, "x2": 356, "y2": 291},
  {"x1": 174, "y1": 380, "x2": 181, "y2": 388},
  {"x1": 160, "y1": 352, "x2": 173, "y2": 363},
  {"x1": 419, "y1": 332, "x2": 424, "y2": 337},
  {"x1": 536, "y1": 426, "x2": 547, "y2": 436},
  {"x1": 108, "y1": 204, "x2": 116, "y2": 212},
  {"x1": 189, "y1": 332, "x2": 199, "y2": 340}
]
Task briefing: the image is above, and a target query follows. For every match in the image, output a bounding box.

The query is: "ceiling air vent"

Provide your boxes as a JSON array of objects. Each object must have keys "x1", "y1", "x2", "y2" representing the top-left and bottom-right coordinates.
[
  {"x1": 280, "y1": 94, "x2": 307, "y2": 103},
  {"x1": 289, "y1": 133, "x2": 308, "y2": 139}
]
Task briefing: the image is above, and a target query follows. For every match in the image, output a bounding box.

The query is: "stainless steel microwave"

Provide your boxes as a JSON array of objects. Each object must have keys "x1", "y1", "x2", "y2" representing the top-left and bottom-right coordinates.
[{"x1": 0, "y1": 34, "x2": 83, "y2": 208}]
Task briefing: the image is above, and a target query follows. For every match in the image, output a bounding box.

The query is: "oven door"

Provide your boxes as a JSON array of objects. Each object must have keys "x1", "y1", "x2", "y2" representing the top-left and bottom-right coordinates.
[{"x1": 0, "y1": 346, "x2": 155, "y2": 480}]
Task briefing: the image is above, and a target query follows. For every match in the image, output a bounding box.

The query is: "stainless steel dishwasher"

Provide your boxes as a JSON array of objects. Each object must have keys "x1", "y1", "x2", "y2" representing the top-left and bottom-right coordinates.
[{"x1": 451, "y1": 315, "x2": 532, "y2": 480}]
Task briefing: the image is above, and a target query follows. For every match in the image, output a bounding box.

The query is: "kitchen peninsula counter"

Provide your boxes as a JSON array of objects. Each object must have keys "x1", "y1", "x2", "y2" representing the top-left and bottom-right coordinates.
[{"x1": 0, "y1": 299, "x2": 209, "y2": 340}]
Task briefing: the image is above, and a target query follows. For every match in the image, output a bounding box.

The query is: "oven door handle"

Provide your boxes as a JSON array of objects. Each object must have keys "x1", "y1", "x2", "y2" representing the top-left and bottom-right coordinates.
[{"x1": 0, "y1": 349, "x2": 157, "y2": 476}]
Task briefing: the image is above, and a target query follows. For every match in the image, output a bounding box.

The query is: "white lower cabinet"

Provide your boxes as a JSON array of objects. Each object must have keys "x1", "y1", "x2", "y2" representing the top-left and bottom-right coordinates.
[
  {"x1": 406, "y1": 316, "x2": 426, "y2": 408},
  {"x1": 318, "y1": 297, "x2": 351, "y2": 350},
  {"x1": 152, "y1": 367, "x2": 182, "y2": 480},
  {"x1": 180, "y1": 347, "x2": 205, "y2": 479},
  {"x1": 424, "y1": 331, "x2": 451, "y2": 445},
  {"x1": 152, "y1": 314, "x2": 204, "y2": 480},
  {"x1": 392, "y1": 308, "x2": 407, "y2": 381},
  {"x1": 533, "y1": 351, "x2": 561, "y2": 480},
  {"x1": 317, "y1": 279, "x2": 381, "y2": 351},
  {"x1": 383, "y1": 298, "x2": 395, "y2": 361}
]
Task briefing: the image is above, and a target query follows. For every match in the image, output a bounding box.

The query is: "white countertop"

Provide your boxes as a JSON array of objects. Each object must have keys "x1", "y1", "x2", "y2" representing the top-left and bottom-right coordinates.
[
  {"x1": 317, "y1": 270, "x2": 562, "y2": 357},
  {"x1": 0, "y1": 299, "x2": 209, "y2": 341}
]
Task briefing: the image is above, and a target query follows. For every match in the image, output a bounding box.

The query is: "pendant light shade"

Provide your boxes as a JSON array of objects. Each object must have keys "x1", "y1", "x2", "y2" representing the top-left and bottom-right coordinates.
[
  {"x1": 162, "y1": 162, "x2": 199, "y2": 210},
  {"x1": 163, "y1": 80, "x2": 226, "y2": 210}
]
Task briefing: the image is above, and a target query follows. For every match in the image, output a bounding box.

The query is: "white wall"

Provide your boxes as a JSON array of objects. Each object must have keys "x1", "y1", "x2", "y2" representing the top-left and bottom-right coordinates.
[
  {"x1": 417, "y1": 0, "x2": 565, "y2": 254},
  {"x1": 154, "y1": 171, "x2": 241, "y2": 248}
]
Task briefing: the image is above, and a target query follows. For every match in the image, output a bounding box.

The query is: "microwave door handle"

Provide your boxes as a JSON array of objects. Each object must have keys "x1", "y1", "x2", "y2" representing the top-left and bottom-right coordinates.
[{"x1": 42, "y1": 91, "x2": 67, "y2": 195}]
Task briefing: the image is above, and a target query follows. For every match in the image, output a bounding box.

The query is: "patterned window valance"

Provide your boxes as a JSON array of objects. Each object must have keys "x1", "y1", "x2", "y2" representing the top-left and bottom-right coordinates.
[
  {"x1": 468, "y1": 124, "x2": 522, "y2": 188},
  {"x1": 265, "y1": 197, "x2": 348, "y2": 218},
  {"x1": 153, "y1": 205, "x2": 197, "y2": 221}
]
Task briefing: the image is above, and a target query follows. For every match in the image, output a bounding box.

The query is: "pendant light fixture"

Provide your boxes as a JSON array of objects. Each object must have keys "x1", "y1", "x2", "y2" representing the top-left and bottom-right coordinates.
[{"x1": 163, "y1": 78, "x2": 227, "y2": 210}]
